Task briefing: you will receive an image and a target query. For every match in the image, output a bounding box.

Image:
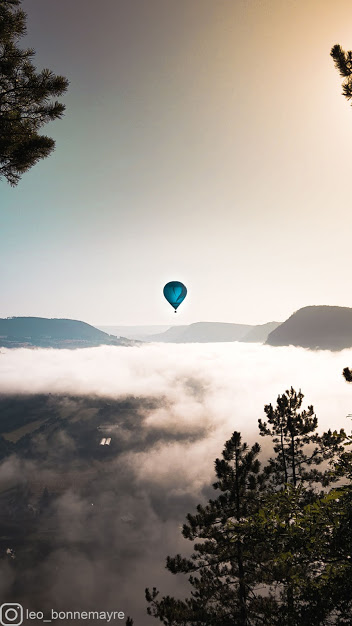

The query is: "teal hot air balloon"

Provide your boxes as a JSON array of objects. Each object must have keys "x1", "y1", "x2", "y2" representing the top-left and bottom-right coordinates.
[{"x1": 163, "y1": 281, "x2": 187, "y2": 312}]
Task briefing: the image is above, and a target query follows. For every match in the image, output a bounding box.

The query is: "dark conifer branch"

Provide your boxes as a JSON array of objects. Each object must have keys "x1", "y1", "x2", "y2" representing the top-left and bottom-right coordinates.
[{"x1": 0, "y1": 0, "x2": 68, "y2": 185}]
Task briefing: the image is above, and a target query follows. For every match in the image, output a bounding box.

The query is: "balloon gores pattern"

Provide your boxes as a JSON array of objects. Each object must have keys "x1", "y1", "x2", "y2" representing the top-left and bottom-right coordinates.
[{"x1": 163, "y1": 281, "x2": 187, "y2": 312}]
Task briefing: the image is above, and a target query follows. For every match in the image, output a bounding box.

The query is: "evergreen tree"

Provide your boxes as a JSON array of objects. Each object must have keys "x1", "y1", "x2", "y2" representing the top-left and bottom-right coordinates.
[
  {"x1": 0, "y1": 0, "x2": 68, "y2": 185},
  {"x1": 252, "y1": 481, "x2": 352, "y2": 624},
  {"x1": 300, "y1": 485, "x2": 352, "y2": 624},
  {"x1": 146, "y1": 432, "x2": 271, "y2": 625},
  {"x1": 255, "y1": 389, "x2": 346, "y2": 624},
  {"x1": 331, "y1": 44, "x2": 352, "y2": 105},
  {"x1": 146, "y1": 391, "x2": 349, "y2": 626},
  {"x1": 318, "y1": 359, "x2": 352, "y2": 620},
  {"x1": 258, "y1": 387, "x2": 345, "y2": 489}
]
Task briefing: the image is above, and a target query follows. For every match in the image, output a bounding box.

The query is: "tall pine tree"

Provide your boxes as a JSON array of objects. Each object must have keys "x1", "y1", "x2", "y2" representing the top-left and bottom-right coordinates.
[
  {"x1": 258, "y1": 387, "x2": 345, "y2": 489},
  {"x1": 146, "y1": 432, "x2": 272, "y2": 626},
  {"x1": 0, "y1": 0, "x2": 68, "y2": 185},
  {"x1": 255, "y1": 388, "x2": 346, "y2": 624}
]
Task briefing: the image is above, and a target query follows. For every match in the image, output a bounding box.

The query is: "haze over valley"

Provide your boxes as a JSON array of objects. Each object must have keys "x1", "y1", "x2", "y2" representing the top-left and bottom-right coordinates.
[{"x1": 0, "y1": 340, "x2": 351, "y2": 622}]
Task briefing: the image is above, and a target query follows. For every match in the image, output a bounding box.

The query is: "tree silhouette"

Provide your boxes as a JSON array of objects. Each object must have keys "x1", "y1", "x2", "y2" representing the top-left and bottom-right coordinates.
[
  {"x1": 343, "y1": 366, "x2": 352, "y2": 382},
  {"x1": 0, "y1": 0, "x2": 68, "y2": 185},
  {"x1": 258, "y1": 387, "x2": 345, "y2": 488},
  {"x1": 331, "y1": 44, "x2": 352, "y2": 104},
  {"x1": 146, "y1": 391, "x2": 349, "y2": 625},
  {"x1": 146, "y1": 432, "x2": 274, "y2": 625}
]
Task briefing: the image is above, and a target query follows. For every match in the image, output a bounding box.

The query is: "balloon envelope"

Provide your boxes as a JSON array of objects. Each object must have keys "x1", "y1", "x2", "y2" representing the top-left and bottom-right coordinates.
[{"x1": 163, "y1": 281, "x2": 187, "y2": 311}]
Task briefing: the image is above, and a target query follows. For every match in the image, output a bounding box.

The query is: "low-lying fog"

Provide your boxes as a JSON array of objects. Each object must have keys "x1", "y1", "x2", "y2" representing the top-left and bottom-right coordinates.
[{"x1": 0, "y1": 342, "x2": 351, "y2": 624}]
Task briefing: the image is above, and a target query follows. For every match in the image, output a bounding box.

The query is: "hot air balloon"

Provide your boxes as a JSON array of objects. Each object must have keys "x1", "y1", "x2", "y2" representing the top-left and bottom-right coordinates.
[{"x1": 163, "y1": 281, "x2": 187, "y2": 312}]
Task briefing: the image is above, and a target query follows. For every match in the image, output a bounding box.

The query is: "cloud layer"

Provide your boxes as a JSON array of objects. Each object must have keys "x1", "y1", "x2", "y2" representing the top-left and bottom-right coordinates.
[
  {"x1": 1, "y1": 342, "x2": 351, "y2": 438},
  {"x1": 0, "y1": 342, "x2": 351, "y2": 623}
]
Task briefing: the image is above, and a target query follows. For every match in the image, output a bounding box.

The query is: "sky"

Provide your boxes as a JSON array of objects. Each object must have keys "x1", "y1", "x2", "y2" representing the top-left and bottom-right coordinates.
[
  {"x1": 2, "y1": 0, "x2": 352, "y2": 325},
  {"x1": 0, "y1": 342, "x2": 351, "y2": 620}
]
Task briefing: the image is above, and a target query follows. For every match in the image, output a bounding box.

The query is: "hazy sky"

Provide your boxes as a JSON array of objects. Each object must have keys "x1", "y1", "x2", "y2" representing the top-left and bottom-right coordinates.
[{"x1": 2, "y1": 0, "x2": 352, "y2": 325}]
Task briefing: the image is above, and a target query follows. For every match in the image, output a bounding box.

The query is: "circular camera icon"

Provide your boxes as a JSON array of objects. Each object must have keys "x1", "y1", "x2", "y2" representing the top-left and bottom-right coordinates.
[{"x1": 0, "y1": 604, "x2": 23, "y2": 626}]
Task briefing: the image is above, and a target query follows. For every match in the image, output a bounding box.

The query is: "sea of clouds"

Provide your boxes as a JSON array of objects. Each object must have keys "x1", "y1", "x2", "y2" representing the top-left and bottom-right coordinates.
[
  {"x1": 0, "y1": 342, "x2": 351, "y2": 623},
  {"x1": 0, "y1": 341, "x2": 351, "y2": 438}
]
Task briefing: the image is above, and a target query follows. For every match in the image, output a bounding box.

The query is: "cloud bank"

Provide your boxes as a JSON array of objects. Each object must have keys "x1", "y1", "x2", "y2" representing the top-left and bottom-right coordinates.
[
  {"x1": 0, "y1": 343, "x2": 351, "y2": 623},
  {"x1": 0, "y1": 342, "x2": 351, "y2": 437}
]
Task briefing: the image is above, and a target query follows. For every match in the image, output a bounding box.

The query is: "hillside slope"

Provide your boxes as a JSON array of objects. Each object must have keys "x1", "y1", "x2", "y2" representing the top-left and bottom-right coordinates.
[
  {"x1": 147, "y1": 322, "x2": 254, "y2": 343},
  {"x1": 241, "y1": 321, "x2": 281, "y2": 343},
  {"x1": 0, "y1": 317, "x2": 136, "y2": 348},
  {"x1": 266, "y1": 306, "x2": 352, "y2": 350},
  {"x1": 97, "y1": 325, "x2": 171, "y2": 340}
]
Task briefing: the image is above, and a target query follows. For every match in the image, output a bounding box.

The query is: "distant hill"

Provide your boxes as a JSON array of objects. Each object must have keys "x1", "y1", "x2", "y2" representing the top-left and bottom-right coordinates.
[
  {"x1": 241, "y1": 321, "x2": 281, "y2": 343},
  {"x1": 266, "y1": 306, "x2": 352, "y2": 350},
  {"x1": 147, "y1": 325, "x2": 190, "y2": 342},
  {"x1": 0, "y1": 317, "x2": 137, "y2": 348},
  {"x1": 0, "y1": 318, "x2": 281, "y2": 347},
  {"x1": 146, "y1": 321, "x2": 279, "y2": 343},
  {"x1": 97, "y1": 325, "x2": 171, "y2": 341}
]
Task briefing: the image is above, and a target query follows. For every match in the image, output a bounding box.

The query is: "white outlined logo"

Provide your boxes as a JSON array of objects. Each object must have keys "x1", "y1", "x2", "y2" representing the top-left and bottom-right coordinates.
[{"x1": 0, "y1": 604, "x2": 23, "y2": 626}]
